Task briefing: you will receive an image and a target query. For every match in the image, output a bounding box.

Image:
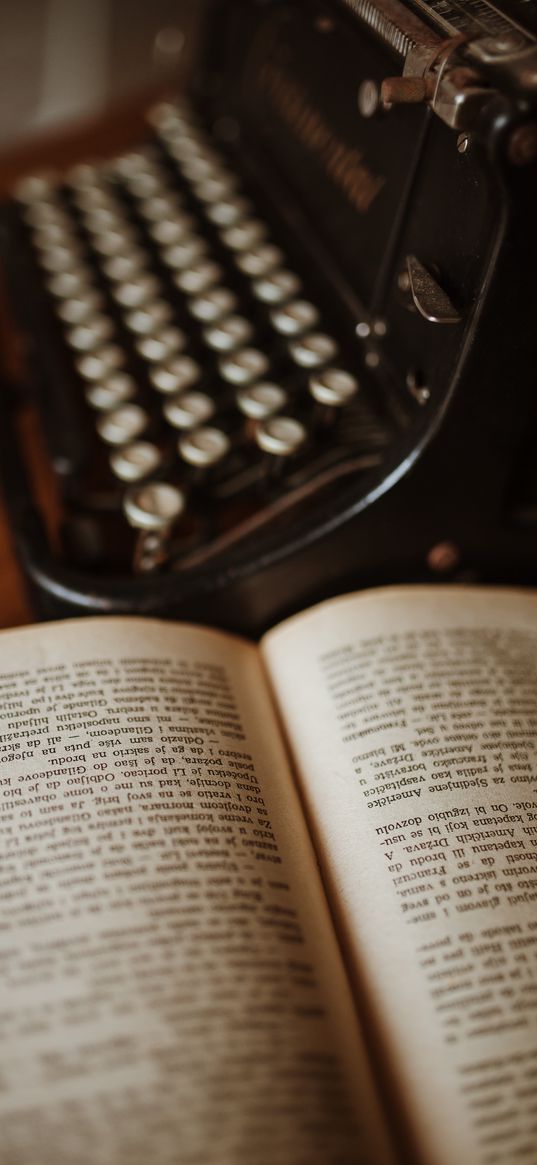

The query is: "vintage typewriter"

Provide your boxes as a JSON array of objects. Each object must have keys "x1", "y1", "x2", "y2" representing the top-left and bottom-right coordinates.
[{"x1": 1, "y1": 0, "x2": 537, "y2": 632}]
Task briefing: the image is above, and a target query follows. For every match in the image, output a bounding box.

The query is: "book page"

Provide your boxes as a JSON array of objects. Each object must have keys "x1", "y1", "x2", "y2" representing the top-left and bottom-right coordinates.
[
  {"x1": 263, "y1": 586, "x2": 537, "y2": 1165},
  {"x1": 0, "y1": 616, "x2": 394, "y2": 1165}
]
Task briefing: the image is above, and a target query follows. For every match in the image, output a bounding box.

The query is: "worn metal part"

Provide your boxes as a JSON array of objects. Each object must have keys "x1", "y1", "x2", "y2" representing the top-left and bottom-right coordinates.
[{"x1": 406, "y1": 256, "x2": 461, "y2": 324}]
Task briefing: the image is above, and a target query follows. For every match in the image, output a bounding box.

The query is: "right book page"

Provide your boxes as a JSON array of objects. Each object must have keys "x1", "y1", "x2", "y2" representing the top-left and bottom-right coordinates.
[{"x1": 263, "y1": 586, "x2": 537, "y2": 1165}]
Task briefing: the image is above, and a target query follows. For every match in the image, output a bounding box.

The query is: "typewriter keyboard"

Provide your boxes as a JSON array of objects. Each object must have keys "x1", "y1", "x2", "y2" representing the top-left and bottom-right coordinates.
[{"x1": 12, "y1": 100, "x2": 392, "y2": 575}]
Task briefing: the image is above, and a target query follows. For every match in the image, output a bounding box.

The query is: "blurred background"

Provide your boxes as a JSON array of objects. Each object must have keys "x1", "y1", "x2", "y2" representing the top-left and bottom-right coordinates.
[{"x1": 0, "y1": 0, "x2": 201, "y2": 150}]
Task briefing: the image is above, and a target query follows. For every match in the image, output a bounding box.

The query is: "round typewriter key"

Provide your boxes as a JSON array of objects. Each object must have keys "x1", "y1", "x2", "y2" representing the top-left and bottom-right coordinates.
[
  {"x1": 66, "y1": 315, "x2": 114, "y2": 352},
  {"x1": 14, "y1": 173, "x2": 56, "y2": 203},
  {"x1": 203, "y1": 315, "x2": 253, "y2": 353},
  {"x1": 23, "y1": 202, "x2": 70, "y2": 229},
  {"x1": 47, "y1": 269, "x2": 94, "y2": 299},
  {"x1": 124, "y1": 480, "x2": 185, "y2": 529},
  {"x1": 83, "y1": 207, "x2": 126, "y2": 233},
  {"x1": 163, "y1": 390, "x2": 215, "y2": 430},
  {"x1": 110, "y1": 440, "x2": 162, "y2": 482},
  {"x1": 194, "y1": 176, "x2": 238, "y2": 204},
  {"x1": 71, "y1": 187, "x2": 118, "y2": 212},
  {"x1": 76, "y1": 344, "x2": 124, "y2": 381},
  {"x1": 113, "y1": 149, "x2": 159, "y2": 178},
  {"x1": 162, "y1": 131, "x2": 204, "y2": 157},
  {"x1": 221, "y1": 219, "x2": 267, "y2": 251},
  {"x1": 32, "y1": 222, "x2": 75, "y2": 249},
  {"x1": 123, "y1": 481, "x2": 186, "y2": 572},
  {"x1": 112, "y1": 274, "x2": 161, "y2": 308},
  {"x1": 125, "y1": 301, "x2": 173, "y2": 335},
  {"x1": 289, "y1": 332, "x2": 339, "y2": 368},
  {"x1": 146, "y1": 101, "x2": 185, "y2": 130},
  {"x1": 189, "y1": 286, "x2": 238, "y2": 323},
  {"x1": 309, "y1": 368, "x2": 359, "y2": 408},
  {"x1": 236, "y1": 244, "x2": 284, "y2": 278},
  {"x1": 139, "y1": 195, "x2": 183, "y2": 221},
  {"x1": 92, "y1": 228, "x2": 137, "y2": 257},
  {"x1": 174, "y1": 260, "x2": 223, "y2": 295},
  {"x1": 165, "y1": 137, "x2": 207, "y2": 164},
  {"x1": 150, "y1": 355, "x2": 201, "y2": 395},
  {"x1": 271, "y1": 299, "x2": 320, "y2": 336},
  {"x1": 96, "y1": 403, "x2": 148, "y2": 445},
  {"x1": 102, "y1": 251, "x2": 147, "y2": 282},
  {"x1": 66, "y1": 163, "x2": 102, "y2": 188},
  {"x1": 253, "y1": 269, "x2": 302, "y2": 305},
  {"x1": 126, "y1": 171, "x2": 167, "y2": 199},
  {"x1": 56, "y1": 290, "x2": 103, "y2": 324},
  {"x1": 85, "y1": 371, "x2": 137, "y2": 410},
  {"x1": 180, "y1": 156, "x2": 225, "y2": 182},
  {"x1": 149, "y1": 215, "x2": 196, "y2": 245},
  {"x1": 236, "y1": 382, "x2": 287, "y2": 421},
  {"x1": 255, "y1": 416, "x2": 306, "y2": 471},
  {"x1": 136, "y1": 326, "x2": 186, "y2": 363},
  {"x1": 38, "y1": 243, "x2": 83, "y2": 273},
  {"x1": 161, "y1": 237, "x2": 207, "y2": 271},
  {"x1": 206, "y1": 196, "x2": 253, "y2": 227},
  {"x1": 179, "y1": 426, "x2": 230, "y2": 469},
  {"x1": 219, "y1": 347, "x2": 269, "y2": 386}
]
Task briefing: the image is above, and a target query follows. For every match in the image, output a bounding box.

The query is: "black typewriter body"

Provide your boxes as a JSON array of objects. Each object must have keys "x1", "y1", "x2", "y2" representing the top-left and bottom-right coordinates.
[{"x1": 2, "y1": 0, "x2": 537, "y2": 632}]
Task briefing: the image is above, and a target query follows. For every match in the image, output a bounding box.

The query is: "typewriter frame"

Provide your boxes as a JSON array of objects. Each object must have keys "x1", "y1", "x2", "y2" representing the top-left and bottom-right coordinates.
[{"x1": 1, "y1": 0, "x2": 537, "y2": 634}]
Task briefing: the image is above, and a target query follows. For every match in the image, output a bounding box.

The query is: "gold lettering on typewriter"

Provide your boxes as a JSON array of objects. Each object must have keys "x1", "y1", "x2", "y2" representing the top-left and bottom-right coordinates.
[{"x1": 259, "y1": 62, "x2": 385, "y2": 214}]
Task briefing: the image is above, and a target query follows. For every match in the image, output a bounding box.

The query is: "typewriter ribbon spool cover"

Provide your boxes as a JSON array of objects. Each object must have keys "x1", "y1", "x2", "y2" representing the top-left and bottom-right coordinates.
[{"x1": 1, "y1": 0, "x2": 537, "y2": 631}]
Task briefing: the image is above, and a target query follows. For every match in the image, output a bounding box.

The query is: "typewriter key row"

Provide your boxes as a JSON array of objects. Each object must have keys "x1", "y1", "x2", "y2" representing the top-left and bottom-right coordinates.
[{"x1": 14, "y1": 98, "x2": 389, "y2": 573}]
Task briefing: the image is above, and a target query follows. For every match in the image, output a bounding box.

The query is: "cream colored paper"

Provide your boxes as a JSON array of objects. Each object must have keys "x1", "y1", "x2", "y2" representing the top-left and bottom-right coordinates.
[
  {"x1": 0, "y1": 616, "x2": 393, "y2": 1165},
  {"x1": 263, "y1": 586, "x2": 537, "y2": 1165}
]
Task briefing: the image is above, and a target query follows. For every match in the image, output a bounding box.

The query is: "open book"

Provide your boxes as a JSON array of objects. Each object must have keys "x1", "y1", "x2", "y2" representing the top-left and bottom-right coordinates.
[{"x1": 1, "y1": 586, "x2": 536, "y2": 1165}]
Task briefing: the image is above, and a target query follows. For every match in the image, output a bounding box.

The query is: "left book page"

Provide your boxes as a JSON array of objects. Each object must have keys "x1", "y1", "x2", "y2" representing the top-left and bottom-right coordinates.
[{"x1": 0, "y1": 617, "x2": 394, "y2": 1165}]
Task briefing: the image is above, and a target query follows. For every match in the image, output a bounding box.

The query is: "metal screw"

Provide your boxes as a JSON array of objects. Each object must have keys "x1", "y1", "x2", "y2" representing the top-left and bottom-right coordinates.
[{"x1": 358, "y1": 80, "x2": 380, "y2": 119}]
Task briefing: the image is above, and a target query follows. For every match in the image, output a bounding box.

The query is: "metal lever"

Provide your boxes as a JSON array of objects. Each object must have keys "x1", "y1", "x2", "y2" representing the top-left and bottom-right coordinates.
[{"x1": 406, "y1": 255, "x2": 461, "y2": 325}]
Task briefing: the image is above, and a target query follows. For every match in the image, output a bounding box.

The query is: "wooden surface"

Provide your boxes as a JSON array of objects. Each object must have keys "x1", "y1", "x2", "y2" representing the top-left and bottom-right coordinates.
[{"x1": 0, "y1": 86, "x2": 170, "y2": 629}]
